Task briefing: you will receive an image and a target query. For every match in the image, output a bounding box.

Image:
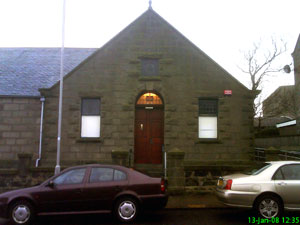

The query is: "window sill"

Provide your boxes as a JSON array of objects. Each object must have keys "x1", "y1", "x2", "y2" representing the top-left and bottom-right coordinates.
[
  {"x1": 195, "y1": 139, "x2": 222, "y2": 144},
  {"x1": 138, "y1": 76, "x2": 161, "y2": 81},
  {"x1": 76, "y1": 137, "x2": 102, "y2": 143}
]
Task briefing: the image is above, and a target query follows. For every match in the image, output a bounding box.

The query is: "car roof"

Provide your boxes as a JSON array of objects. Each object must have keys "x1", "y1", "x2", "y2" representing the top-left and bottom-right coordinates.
[{"x1": 267, "y1": 161, "x2": 300, "y2": 165}]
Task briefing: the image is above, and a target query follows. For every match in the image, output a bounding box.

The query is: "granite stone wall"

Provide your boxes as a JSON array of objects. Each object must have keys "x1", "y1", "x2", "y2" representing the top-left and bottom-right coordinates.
[
  {"x1": 184, "y1": 162, "x2": 259, "y2": 193},
  {"x1": 0, "y1": 153, "x2": 53, "y2": 194},
  {"x1": 255, "y1": 136, "x2": 300, "y2": 150},
  {"x1": 0, "y1": 97, "x2": 41, "y2": 166},
  {"x1": 294, "y1": 40, "x2": 300, "y2": 135}
]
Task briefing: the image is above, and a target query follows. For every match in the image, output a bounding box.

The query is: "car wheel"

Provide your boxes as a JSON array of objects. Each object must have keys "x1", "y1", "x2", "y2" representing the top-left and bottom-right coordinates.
[
  {"x1": 9, "y1": 200, "x2": 34, "y2": 225},
  {"x1": 114, "y1": 197, "x2": 138, "y2": 223},
  {"x1": 255, "y1": 195, "x2": 283, "y2": 219}
]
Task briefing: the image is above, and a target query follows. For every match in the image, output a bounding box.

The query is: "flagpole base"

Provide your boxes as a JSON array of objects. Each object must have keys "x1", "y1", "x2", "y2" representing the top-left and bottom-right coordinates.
[{"x1": 55, "y1": 165, "x2": 61, "y2": 175}]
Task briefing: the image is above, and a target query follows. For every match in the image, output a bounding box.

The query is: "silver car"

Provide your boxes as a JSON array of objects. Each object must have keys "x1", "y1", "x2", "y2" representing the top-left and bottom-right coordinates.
[{"x1": 216, "y1": 161, "x2": 300, "y2": 218}]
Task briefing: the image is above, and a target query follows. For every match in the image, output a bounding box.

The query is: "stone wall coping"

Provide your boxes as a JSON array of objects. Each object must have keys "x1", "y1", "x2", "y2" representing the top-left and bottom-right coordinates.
[{"x1": 265, "y1": 147, "x2": 281, "y2": 152}]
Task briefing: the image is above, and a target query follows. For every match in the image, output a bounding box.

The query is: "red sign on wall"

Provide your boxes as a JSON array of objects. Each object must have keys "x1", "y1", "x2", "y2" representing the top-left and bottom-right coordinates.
[{"x1": 224, "y1": 90, "x2": 232, "y2": 96}]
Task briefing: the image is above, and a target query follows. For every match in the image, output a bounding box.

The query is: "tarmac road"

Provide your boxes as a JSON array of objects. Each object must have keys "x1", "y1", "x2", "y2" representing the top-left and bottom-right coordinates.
[
  {"x1": 22, "y1": 208, "x2": 297, "y2": 225},
  {"x1": 2, "y1": 208, "x2": 298, "y2": 225}
]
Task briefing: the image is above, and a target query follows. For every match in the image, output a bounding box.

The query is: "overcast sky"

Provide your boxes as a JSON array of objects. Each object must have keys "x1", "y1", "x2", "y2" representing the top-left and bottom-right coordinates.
[{"x1": 0, "y1": 0, "x2": 299, "y2": 99}]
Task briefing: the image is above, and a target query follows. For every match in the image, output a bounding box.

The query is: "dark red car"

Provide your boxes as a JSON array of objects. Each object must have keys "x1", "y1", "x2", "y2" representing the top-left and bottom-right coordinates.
[{"x1": 0, "y1": 164, "x2": 168, "y2": 224}]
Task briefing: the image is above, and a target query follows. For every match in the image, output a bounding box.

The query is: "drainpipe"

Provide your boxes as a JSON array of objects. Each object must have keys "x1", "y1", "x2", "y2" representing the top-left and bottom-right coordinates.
[{"x1": 36, "y1": 97, "x2": 45, "y2": 167}]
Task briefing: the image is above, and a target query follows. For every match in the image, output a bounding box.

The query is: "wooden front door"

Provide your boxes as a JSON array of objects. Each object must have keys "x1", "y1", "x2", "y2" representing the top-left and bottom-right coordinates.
[{"x1": 134, "y1": 107, "x2": 164, "y2": 164}]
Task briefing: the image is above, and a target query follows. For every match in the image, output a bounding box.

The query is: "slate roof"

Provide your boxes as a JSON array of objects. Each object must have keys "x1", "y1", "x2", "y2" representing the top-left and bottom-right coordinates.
[
  {"x1": 0, "y1": 48, "x2": 97, "y2": 96},
  {"x1": 263, "y1": 85, "x2": 294, "y2": 104}
]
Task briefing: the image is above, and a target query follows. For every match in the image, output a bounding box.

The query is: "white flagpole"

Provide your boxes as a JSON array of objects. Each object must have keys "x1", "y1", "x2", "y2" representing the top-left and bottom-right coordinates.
[{"x1": 55, "y1": 0, "x2": 66, "y2": 175}]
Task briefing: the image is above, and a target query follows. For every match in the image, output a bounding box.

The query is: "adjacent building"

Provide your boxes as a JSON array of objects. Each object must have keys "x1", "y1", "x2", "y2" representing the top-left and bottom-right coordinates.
[
  {"x1": 263, "y1": 85, "x2": 296, "y2": 119},
  {"x1": 293, "y1": 35, "x2": 300, "y2": 134}
]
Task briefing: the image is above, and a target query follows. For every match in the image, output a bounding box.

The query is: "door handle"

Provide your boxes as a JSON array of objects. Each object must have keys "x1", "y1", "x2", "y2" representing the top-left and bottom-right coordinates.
[
  {"x1": 75, "y1": 189, "x2": 83, "y2": 194},
  {"x1": 115, "y1": 186, "x2": 122, "y2": 191},
  {"x1": 278, "y1": 182, "x2": 287, "y2": 186}
]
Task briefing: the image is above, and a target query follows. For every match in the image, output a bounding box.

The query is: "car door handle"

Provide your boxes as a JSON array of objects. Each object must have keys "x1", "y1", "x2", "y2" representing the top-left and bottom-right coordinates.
[
  {"x1": 278, "y1": 182, "x2": 287, "y2": 186},
  {"x1": 115, "y1": 186, "x2": 122, "y2": 191},
  {"x1": 75, "y1": 189, "x2": 83, "y2": 194}
]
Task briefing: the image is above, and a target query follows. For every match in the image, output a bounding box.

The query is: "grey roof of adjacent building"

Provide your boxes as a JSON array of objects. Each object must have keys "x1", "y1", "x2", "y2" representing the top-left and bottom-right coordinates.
[
  {"x1": 263, "y1": 85, "x2": 294, "y2": 104},
  {"x1": 0, "y1": 48, "x2": 97, "y2": 96}
]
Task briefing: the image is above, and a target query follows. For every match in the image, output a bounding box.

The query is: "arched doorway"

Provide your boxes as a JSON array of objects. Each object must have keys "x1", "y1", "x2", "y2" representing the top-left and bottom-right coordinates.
[{"x1": 134, "y1": 92, "x2": 164, "y2": 164}]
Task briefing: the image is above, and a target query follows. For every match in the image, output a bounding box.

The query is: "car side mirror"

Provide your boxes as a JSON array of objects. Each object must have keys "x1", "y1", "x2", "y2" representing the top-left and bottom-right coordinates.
[{"x1": 47, "y1": 180, "x2": 55, "y2": 188}]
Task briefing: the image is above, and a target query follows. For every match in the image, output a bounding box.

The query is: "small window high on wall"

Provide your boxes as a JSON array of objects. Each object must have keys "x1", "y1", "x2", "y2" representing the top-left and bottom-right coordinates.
[
  {"x1": 81, "y1": 98, "x2": 101, "y2": 138},
  {"x1": 141, "y1": 59, "x2": 159, "y2": 76},
  {"x1": 198, "y1": 99, "x2": 218, "y2": 139}
]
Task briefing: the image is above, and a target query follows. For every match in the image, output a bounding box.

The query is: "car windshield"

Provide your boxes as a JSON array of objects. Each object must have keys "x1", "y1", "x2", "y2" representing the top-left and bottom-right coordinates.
[{"x1": 242, "y1": 163, "x2": 271, "y2": 175}]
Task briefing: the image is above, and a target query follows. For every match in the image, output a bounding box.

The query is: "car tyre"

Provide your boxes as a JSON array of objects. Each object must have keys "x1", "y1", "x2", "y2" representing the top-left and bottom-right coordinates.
[
  {"x1": 9, "y1": 200, "x2": 34, "y2": 225},
  {"x1": 114, "y1": 197, "x2": 139, "y2": 223},
  {"x1": 255, "y1": 195, "x2": 283, "y2": 219}
]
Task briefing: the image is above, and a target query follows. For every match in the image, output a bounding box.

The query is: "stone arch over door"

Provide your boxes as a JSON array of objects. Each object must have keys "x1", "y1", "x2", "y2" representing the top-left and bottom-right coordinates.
[{"x1": 134, "y1": 91, "x2": 164, "y2": 164}]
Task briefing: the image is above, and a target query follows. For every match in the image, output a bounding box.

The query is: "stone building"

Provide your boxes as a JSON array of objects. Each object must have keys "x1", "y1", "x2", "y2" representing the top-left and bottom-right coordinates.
[
  {"x1": 293, "y1": 35, "x2": 300, "y2": 134},
  {"x1": 263, "y1": 85, "x2": 296, "y2": 119},
  {"x1": 0, "y1": 8, "x2": 254, "y2": 172}
]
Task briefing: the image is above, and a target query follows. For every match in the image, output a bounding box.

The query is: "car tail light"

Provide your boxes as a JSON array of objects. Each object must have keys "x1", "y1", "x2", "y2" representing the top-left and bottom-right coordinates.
[
  {"x1": 161, "y1": 179, "x2": 166, "y2": 193},
  {"x1": 225, "y1": 179, "x2": 232, "y2": 190}
]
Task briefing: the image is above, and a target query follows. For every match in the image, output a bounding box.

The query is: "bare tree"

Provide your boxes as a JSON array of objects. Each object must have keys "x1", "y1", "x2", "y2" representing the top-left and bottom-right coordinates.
[{"x1": 239, "y1": 37, "x2": 287, "y2": 118}]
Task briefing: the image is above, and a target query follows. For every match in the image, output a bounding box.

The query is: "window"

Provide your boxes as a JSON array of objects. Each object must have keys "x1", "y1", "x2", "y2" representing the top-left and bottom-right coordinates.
[
  {"x1": 136, "y1": 92, "x2": 163, "y2": 105},
  {"x1": 90, "y1": 168, "x2": 114, "y2": 183},
  {"x1": 89, "y1": 168, "x2": 127, "y2": 183},
  {"x1": 53, "y1": 168, "x2": 86, "y2": 185},
  {"x1": 280, "y1": 165, "x2": 300, "y2": 180},
  {"x1": 81, "y1": 98, "x2": 101, "y2": 138},
  {"x1": 114, "y1": 169, "x2": 127, "y2": 181},
  {"x1": 198, "y1": 99, "x2": 218, "y2": 139},
  {"x1": 141, "y1": 59, "x2": 159, "y2": 76},
  {"x1": 273, "y1": 168, "x2": 284, "y2": 180},
  {"x1": 243, "y1": 163, "x2": 271, "y2": 175}
]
